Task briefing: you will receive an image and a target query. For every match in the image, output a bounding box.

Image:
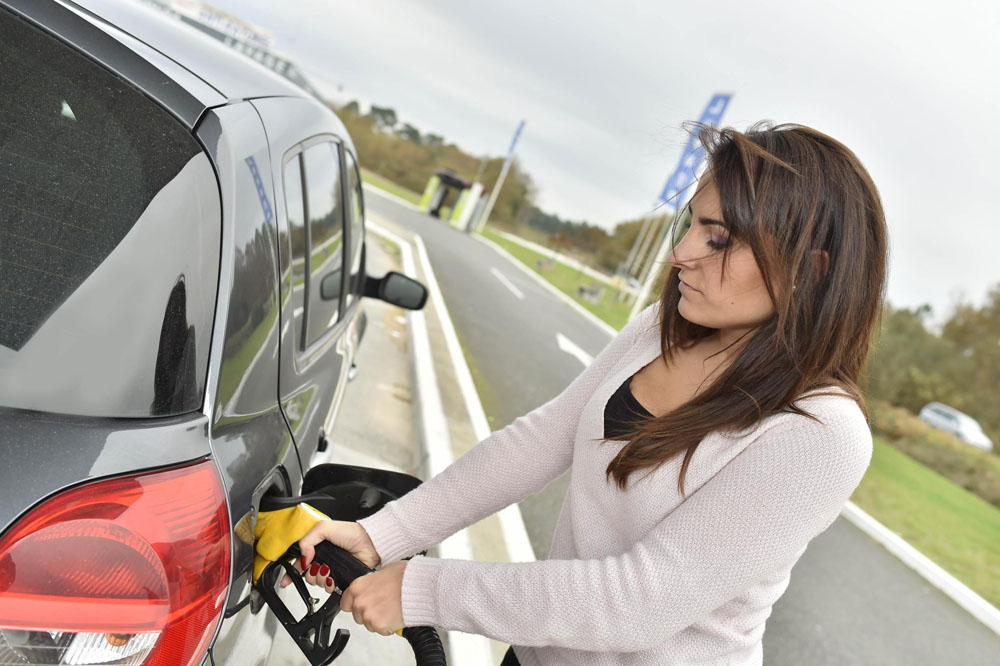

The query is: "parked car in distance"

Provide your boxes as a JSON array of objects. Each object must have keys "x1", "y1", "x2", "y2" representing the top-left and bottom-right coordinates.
[
  {"x1": 918, "y1": 402, "x2": 993, "y2": 452},
  {"x1": 0, "y1": 1, "x2": 428, "y2": 665}
]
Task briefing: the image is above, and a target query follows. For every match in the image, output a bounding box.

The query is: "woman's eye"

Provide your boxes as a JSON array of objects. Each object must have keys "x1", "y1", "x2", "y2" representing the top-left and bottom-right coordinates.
[{"x1": 707, "y1": 235, "x2": 731, "y2": 250}]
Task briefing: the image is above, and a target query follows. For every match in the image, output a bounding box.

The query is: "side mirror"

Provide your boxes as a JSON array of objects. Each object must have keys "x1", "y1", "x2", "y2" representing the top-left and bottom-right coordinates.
[
  {"x1": 363, "y1": 271, "x2": 427, "y2": 310},
  {"x1": 320, "y1": 269, "x2": 342, "y2": 301}
]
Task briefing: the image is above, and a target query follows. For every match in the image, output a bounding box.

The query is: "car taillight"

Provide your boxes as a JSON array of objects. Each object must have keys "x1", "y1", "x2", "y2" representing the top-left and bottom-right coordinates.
[{"x1": 0, "y1": 460, "x2": 230, "y2": 666}]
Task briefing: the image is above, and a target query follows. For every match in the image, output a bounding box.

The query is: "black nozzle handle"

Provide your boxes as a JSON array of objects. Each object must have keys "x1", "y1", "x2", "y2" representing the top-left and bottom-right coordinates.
[
  {"x1": 310, "y1": 542, "x2": 447, "y2": 665},
  {"x1": 310, "y1": 540, "x2": 374, "y2": 589}
]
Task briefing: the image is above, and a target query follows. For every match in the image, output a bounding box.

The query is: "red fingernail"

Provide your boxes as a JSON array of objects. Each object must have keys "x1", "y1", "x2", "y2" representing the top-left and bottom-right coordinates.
[
  {"x1": 309, "y1": 563, "x2": 319, "y2": 576},
  {"x1": 326, "y1": 577, "x2": 333, "y2": 587},
  {"x1": 319, "y1": 565, "x2": 329, "y2": 577},
  {"x1": 300, "y1": 556, "x2": 307, "y2": 569}
]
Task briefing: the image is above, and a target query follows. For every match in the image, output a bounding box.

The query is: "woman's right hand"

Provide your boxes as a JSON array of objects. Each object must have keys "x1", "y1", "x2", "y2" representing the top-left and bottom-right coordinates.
[{"x1": 281, "y1": 520, "x2": 381, "y2": 592}]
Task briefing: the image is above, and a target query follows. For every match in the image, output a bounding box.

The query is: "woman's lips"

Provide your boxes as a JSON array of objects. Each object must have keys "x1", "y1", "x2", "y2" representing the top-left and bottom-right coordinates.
[{"x1": 679, "y1": 279, "x2": 699, "y2": 293}]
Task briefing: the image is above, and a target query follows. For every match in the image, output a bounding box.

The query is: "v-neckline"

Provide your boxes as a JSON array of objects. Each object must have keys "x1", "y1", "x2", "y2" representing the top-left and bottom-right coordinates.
[{"x1": 602, "y1": 320, "x2": 664, "y2": 416}]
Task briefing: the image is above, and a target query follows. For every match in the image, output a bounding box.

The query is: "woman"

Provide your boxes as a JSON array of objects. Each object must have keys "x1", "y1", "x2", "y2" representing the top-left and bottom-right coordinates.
[{"x1": 295, "y1": 121, "x2": 888, "y2": 666}]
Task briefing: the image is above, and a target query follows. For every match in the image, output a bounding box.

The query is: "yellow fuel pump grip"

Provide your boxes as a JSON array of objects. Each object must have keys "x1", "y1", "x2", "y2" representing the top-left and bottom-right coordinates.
[{"x1": 252, "y1": 503, "x2": 330, "y2": 584}]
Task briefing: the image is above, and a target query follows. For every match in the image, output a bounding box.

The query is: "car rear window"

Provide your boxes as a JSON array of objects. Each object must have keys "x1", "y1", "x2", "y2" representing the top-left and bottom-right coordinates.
[{"x1": 0, "y1": 9, "x2": 220, "y2": 417}]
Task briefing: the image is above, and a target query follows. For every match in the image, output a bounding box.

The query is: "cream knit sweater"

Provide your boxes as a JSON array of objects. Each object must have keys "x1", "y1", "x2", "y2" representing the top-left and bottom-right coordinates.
[{"x1": 358, "y1": 303, "x2": 873, "y2": 666}]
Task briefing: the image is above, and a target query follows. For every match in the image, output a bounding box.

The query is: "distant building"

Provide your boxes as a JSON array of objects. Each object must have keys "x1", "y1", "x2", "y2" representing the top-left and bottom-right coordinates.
[{"x1": 136, "y1": 0, "x2": 324, "y2": 101}]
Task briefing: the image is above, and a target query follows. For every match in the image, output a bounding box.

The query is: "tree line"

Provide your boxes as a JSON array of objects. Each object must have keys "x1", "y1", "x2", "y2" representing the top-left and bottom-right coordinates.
[
  {"x1": 334, "y1": 101, "x2": 534, "y2": 229},
  {"x1": 865, "y1": 287, "x2": 1000, "y2": 448},
  {"x1": 334, "y1": 100, "x2": 652, "y2": 275}
]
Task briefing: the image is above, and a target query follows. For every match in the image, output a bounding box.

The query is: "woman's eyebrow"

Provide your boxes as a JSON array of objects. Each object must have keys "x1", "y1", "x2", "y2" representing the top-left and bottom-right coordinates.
[{"x1": 696, "y1": 215, "x2": 727, "y2": 228}]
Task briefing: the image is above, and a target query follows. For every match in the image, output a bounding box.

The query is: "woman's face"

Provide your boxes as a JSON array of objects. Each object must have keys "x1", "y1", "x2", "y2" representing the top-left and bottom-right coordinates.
[{"x1": 666, "y1": 177, "x2": 776, "y2": 338}]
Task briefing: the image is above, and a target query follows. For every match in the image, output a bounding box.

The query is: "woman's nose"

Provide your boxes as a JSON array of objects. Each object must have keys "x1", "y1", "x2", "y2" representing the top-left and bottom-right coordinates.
[{"x1": 667, "y1": 234, "x2": 697, "y2": 267}]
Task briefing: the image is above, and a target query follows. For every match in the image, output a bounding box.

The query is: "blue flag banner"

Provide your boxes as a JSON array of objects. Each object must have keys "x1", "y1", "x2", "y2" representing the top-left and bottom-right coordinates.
[
  {"x1": 658, "y1": 93, "x2": 732, "y2": 208},
  {"x1": 505, "y1": 120, "x2": 526, "y2": 163}
]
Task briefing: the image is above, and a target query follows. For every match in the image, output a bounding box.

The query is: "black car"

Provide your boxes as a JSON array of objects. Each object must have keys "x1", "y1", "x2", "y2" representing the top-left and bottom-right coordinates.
[{"x1": 0, "y1": 1, "x2": 428, "y2": 664}]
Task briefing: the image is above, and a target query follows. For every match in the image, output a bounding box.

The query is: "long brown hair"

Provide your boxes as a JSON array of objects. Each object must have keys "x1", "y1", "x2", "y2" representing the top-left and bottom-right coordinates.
[{"x1": 606, "y1": 122, "x2": 888, "y2": 493}]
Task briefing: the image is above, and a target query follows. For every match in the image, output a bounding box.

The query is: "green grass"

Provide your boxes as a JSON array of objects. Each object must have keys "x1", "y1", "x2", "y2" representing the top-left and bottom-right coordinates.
[
  {"x1": 851, "y1": 436, "x2": 1000, "y2": 608},
  {"x1": 360, "y1": 169, "x2": 422, "y2": 206},
  {"x1": 479, "y1": 227, "x2": 633, "y2": 330}
]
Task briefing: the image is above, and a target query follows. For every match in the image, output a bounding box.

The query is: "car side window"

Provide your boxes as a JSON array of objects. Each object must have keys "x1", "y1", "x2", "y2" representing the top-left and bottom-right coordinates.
[
  {"x1": 283, "y1": 154, "x2": 308, "y2": 350},
  {"x1": 344, "y1": 150, "x2": 365, "y2": 310},
  {"x1": 302, "y1": 141, "x2": 345, "y2": 346}
]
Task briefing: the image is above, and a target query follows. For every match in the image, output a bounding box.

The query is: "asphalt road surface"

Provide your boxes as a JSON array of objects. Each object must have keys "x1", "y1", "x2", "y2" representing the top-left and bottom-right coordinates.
[{"x1": 366, "y1": 189, "x2": 1000, "y2": 665}]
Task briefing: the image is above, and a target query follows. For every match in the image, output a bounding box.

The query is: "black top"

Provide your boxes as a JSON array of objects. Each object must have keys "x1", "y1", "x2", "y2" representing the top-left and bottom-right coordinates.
[{"x1": 604, "y1": 374, "x2": 653, "y2": 439}]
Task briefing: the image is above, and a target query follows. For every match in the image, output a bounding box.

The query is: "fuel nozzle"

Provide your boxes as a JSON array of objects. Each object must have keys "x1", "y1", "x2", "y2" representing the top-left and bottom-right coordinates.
[{"x1": 253, "y1": 497, "x2": 373, "y2": 666}]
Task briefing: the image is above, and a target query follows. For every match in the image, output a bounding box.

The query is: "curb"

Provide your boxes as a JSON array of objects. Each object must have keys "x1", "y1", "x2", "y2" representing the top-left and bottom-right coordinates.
[
  {"x1": 366, "y1": 221, "x2": 496, "y2": 664},
  {"x1": 840, "y1": 501, "x2": 1000, "y2": 635},
  {"x1": 409, "y1": 233, "x2": 536, "y2": 564}
]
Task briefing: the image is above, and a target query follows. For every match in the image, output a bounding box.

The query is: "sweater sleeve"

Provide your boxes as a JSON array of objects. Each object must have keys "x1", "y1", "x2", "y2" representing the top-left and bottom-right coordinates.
[
  {"x1": 397, "y1": 400, "x2": 873, "y2": 651},
  {"x1": 357, "y1": 304, "x2": 660, "y2": 565}
]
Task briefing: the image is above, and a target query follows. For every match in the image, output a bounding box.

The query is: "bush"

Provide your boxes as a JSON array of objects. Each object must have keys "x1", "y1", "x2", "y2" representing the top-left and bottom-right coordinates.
[{"x1": 868, "y1": 399, "x2": 1000, "y2": 509}]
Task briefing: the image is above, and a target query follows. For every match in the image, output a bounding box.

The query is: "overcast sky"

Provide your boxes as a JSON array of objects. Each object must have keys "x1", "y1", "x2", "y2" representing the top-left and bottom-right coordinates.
[{"x1": 204, "y1": 0, "x2": 999, "y2": 320}]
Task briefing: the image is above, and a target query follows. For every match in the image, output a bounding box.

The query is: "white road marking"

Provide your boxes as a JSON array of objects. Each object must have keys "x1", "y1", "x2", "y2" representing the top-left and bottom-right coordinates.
[
  {"x1": 474, "y1": 233, "x2": 619, "y2": 338},
  {"x1": 556, "y1": 332, "x2": 594, "y2": 368},
  {"x1": 491, "y1": 267, "x2": 525, "y2": 300}
]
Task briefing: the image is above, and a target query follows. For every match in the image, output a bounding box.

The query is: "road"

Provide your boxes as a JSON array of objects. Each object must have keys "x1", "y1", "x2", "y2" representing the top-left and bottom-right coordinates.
[{"x1": 366, "y1": 189, "x2": 1000, "y2": 665}]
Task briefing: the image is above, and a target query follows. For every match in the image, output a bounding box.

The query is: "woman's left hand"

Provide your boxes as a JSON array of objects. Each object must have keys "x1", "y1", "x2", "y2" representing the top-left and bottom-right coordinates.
[{"x1": 340, "y1": 560, "x2": 407, "y2": 635}]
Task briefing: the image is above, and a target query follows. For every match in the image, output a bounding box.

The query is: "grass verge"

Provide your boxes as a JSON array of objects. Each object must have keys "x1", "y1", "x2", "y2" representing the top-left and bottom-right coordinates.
[
  {"x1": 361, "y1": 169, "x2": 422, "y2": 206},
  {"x1": 851, "y1": 436, "x2": 1000, "y2": 608},
  {"x1": 480, "y1": 226, "x2": 633, "y2": 330}
]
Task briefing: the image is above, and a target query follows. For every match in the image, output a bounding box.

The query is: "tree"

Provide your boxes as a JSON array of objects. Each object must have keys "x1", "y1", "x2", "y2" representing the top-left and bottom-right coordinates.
[
  {"x1": 368, "y1": 105, "x2": 398, "y2": 131},
  {"x1": 863, "y1": 304, "x2": 969, "y2": 413},
  {"x1": 940, "y1": 284, "x2": 1000, "y2": 443},
  {"x1": 398, "y1": 123, "x2": 422, "y2": 144}
]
